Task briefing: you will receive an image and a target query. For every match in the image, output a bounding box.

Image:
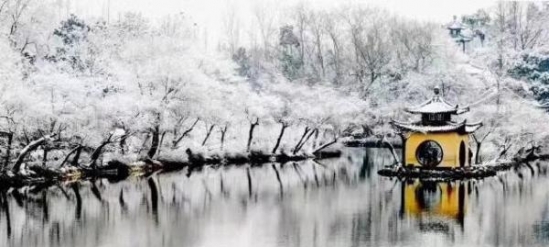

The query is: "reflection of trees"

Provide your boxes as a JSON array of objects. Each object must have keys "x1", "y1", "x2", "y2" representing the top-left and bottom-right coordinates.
[
  {"x1": 0, "y1": 177, "x2": 202, "y2": 247},
  {"x1": 0, "y1": 191, "x2": 11, "y2": 239},
  {"x1": 147, "y1": 177, "x2": 159, "y2": 224},
  {"x1": 1, "y1": 152, "x2": 549, "y2": 246},
  {"x1": 71, "y1": 183, "x2": 82, "y2": 220}
]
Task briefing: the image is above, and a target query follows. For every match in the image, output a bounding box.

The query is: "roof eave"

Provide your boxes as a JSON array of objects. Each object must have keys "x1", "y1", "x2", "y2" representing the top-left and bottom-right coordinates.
[
  {"x1": 455, "y1": 107, "x2": 470, "y2": 115},
  {"x1": 405, "y1": 109, "x2": 459, "y2": 114},
  {"x1": 464, "y1": 121, "x2": 483, "y2": 133},
  {"x1": 391, "y1": 120, "x2": 468, "y2": 133}
]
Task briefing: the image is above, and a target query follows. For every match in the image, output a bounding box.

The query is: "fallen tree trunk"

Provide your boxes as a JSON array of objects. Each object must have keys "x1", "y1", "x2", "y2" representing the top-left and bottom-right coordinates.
[
  {"x1": 12, "y1": 133, "x2": 56, "y2": 172},
  {"x1": 312, "y1": 134, "x2": 338, "y2": 155}
]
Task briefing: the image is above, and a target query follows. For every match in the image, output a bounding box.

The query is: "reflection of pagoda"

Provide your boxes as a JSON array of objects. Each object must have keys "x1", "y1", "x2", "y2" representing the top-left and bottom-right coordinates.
[
  {"x1": 391, "y1": 87, "x2": 482, "y2": 168},
  {"x1": 401, "y1": 181, "x2": 467, "y2": 232}
]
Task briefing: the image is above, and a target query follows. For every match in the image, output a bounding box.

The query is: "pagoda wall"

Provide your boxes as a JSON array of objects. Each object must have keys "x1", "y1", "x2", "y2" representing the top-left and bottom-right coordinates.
[{"x1": 405, "y1": 132, "x2": 470, "y2": 168}]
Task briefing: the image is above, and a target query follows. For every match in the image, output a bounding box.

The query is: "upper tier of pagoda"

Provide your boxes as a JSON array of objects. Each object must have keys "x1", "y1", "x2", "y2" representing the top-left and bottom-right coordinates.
[
  {"x1": 391, "y1": 87, "x2": 482, "y2": 134},
  {"x1": 405, "y1": 87, "x2": 469, "y2": 115}
]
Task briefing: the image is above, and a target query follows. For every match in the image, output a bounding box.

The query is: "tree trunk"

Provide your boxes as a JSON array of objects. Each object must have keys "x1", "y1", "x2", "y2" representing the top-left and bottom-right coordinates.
[
  {"x1": 219, "y1": 125, "x2": 228, "y2": 150},
  {"x1": 201, "y1": 124, "x2": 216, "y2": 146},
  {"x1": 294, "y1": 128, "x2": 317, "y2": 154},
  {"x1": 157, "y1": 131, "x2": 166, "y2": 156},
  {"x1": 89, "y1": 134, "x2": 113, "y2": 169},
  {"x1": 138, "y1": 133, "x2": 150, "y2": 155},
  {"x1": 293, "y1": 127, "x2": 310, "y2": 154},
  {"x1": 313, "y1": 135, "x2": 338, "y2": 155},
  {"x1": 272, "y1": 123, "x2": 287, "y2": 154},
  {"x1": 119, "y1": 137, "x2": 126, "y2": 155},
  {"x1": 59, "y1": 145, "x2": 81, "y2": 168},
  {"x1": 312, "y1": 129, "x2": 319, "y2": 149},
  {"x1": 3, "y1": 133, "x2": 12, "y2": 170},
  {"x1": 475, "y1": 142, "x2": 482, "y2": 164},
  {"x1": 382, "y1": 137, "x2": 400, "y2": 165},
  {"x1": 119, "y1": 132, "x2": 130, "y2": 155},
  {"x1": 147, "y1": 126, "x2": 160, "y2": 159},
  {"x1": 246, "y1": 119, "x2": 259, "y2": 152},
  {"x1": 12, "y1": 133, "x2": 56, "y2": 172},
  {"x1": 172, "y1": 118, "x2": 200, "y2": 148},
  {"x1": 71, "y1": 146, "x2": 83, "y2": 167},
  {"x1": 42, "y1": 147, "x2": 48, "y2": 167}
]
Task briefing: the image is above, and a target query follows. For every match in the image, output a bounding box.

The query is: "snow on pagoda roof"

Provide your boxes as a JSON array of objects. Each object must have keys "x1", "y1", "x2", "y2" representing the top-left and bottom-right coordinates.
[
  {"x1": 448, "y1": 21, "x2": 462, "y2": 30},
  {"x1": 447, "y1": 16, "x2": 463, "y2": 30},
  {"x1": 391, "y1": 120, "x2": 466, "y2": 133},
  {"x1": 465, "y1": 122, "x2": 483, "y2": 133},
  {"x1": 391, "y1": 120, "x2": 482, "y2": 134},
  {"x1": 406, "y1": 87, "x2": 469, "y2": 114}
]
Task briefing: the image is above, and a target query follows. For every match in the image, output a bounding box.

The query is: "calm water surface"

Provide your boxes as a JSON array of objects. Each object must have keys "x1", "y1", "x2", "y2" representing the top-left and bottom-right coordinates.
[{"x1": 1, "y1": 148, "x2": 549, "y2": 247}]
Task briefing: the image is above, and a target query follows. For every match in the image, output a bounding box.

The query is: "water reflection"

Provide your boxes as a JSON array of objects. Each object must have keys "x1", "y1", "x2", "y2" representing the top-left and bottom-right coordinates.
[
  {"x1": 0, "y1": 148, "x2": 549, "y2": 246},
  {"x1": 401, "y1": 181, "x2": 466, "y2": 234}
]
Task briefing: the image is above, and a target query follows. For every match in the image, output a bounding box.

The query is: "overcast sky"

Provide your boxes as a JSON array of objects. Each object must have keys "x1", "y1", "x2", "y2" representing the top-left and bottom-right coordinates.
[
  {"x1": 66, "y1": 0, "x2": 498, "y2": 47},
  {"x1": 71, "y1": 0, "x2": 497, "y2": 21}
]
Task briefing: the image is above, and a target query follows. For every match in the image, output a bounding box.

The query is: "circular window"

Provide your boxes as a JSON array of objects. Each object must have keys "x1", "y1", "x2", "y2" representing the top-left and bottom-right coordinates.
[{"x1": 416, "y1": 140, "x2": 443, "y2": 167}]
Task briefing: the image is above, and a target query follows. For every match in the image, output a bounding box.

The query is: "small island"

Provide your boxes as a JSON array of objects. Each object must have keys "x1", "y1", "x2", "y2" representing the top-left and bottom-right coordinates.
[{"x1": 379, "y1": 87, "x2": 510, "y2": 180}]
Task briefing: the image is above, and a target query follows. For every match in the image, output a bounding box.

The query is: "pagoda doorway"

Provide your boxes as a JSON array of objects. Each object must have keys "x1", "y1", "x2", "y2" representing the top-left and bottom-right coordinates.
[{"x1": 459, "y1": 141, "x2": 466, "y2": 167}]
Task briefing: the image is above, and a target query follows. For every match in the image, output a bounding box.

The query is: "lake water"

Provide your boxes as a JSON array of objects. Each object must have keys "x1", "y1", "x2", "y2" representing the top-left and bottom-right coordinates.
[{"x1": 1, "y1": 148, "x2": 549, "y2": 247}]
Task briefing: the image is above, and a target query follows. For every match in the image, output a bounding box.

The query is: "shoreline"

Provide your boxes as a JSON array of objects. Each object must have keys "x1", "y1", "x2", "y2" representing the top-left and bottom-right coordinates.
[{"x1": 0, "y1": 149, "x2": 342, "y2": 189}]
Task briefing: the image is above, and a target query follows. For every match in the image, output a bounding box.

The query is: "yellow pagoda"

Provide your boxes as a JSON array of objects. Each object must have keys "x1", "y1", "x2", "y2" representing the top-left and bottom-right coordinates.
[{"x1": 391, "y1": 87, "x2": 482, "y2": 168}]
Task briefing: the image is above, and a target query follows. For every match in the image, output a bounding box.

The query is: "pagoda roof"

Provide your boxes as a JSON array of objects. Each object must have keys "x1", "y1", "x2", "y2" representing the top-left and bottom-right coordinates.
[
  {"x1": 448, "y1": 22, "x2": 462, "y2": 30},
  {"x1": 391, "y1": 120, "x2": 482, "y2": 134},
  {"x1": 447, "y1": 16, "x2": 463, "y2": 30},
  {"x1": 406, "y1": 87, "x2": 469, "y2": 114}
]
